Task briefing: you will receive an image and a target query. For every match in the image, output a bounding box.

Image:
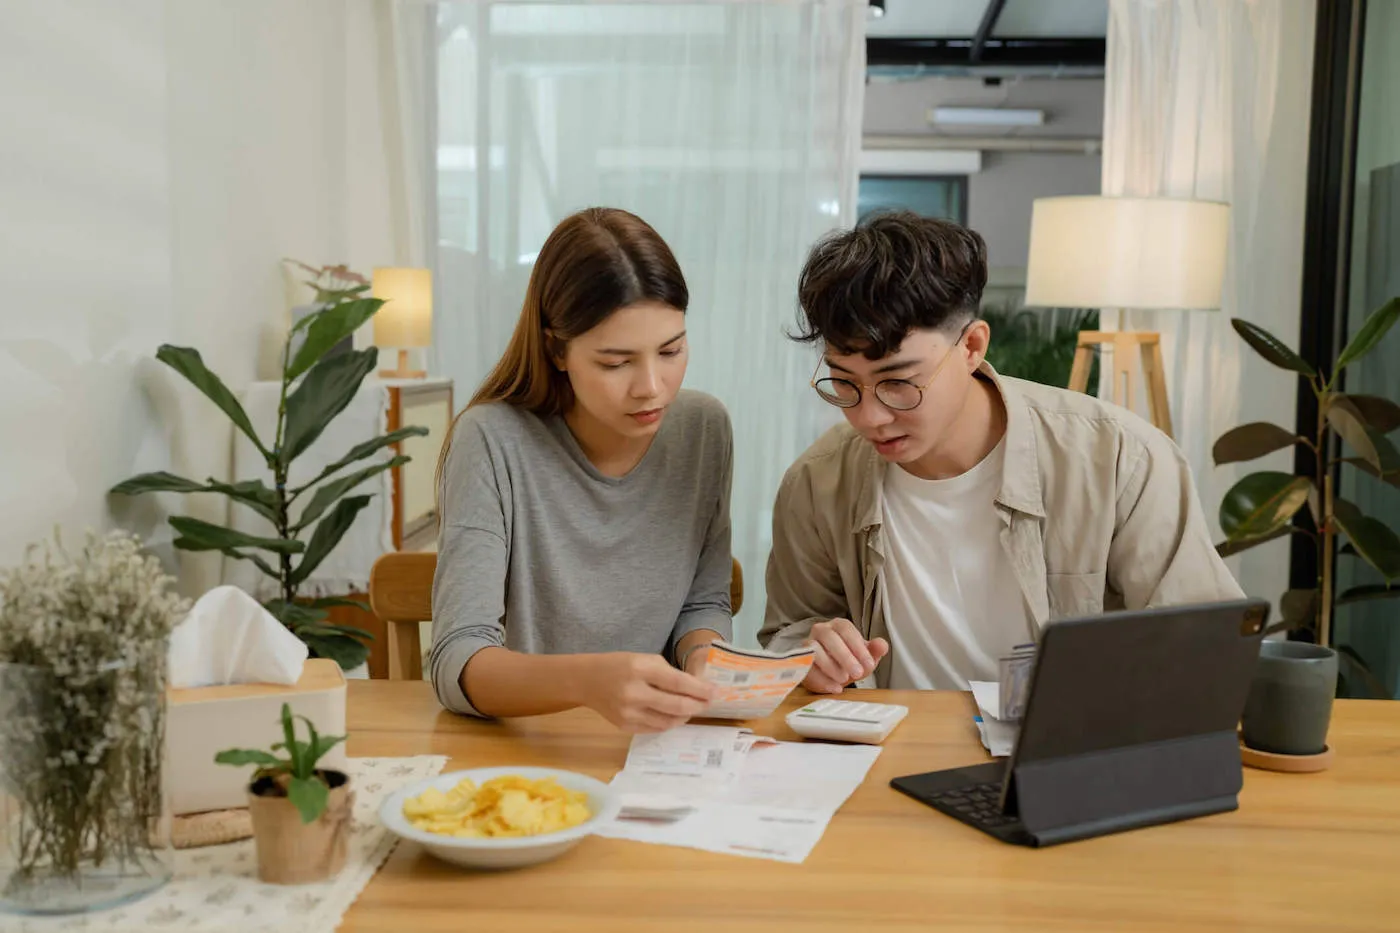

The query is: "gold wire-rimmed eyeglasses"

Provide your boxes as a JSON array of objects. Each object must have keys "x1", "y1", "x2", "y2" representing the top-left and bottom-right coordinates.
[{"x1": 810, "y1": 321, "x2": 974, "y2": 411}]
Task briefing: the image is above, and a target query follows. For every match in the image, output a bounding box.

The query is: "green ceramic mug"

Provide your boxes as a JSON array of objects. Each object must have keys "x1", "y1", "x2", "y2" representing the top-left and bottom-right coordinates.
[{"x1": 1240, "y1": 642, "x2": 1338, "y2": 756}]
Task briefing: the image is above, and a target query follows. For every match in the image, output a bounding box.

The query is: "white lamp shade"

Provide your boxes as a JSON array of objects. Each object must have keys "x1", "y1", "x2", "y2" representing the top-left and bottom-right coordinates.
[
  {"x1": 372, "y1": 267, "x2": 433, "y2": 348},
  {"x1": 1023, "y1": 196, "x2": 1229, "y2": 310}
]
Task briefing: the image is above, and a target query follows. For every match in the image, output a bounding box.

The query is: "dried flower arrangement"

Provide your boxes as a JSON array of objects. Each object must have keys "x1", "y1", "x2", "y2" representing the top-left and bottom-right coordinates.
[{"x1": 0, "y1": 530, "x2": 188, "y2": 913}]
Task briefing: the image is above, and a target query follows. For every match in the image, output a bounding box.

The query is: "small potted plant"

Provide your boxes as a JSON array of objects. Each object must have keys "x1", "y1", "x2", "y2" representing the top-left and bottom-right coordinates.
[{"x1": 216, "y1": 703, "x2": 353, "y2": 884}]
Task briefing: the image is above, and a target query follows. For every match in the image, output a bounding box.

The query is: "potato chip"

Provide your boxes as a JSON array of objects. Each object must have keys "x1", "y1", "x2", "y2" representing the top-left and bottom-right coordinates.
[{"x1": 403, "y1": 775, "x2": 592, "y2": 838}]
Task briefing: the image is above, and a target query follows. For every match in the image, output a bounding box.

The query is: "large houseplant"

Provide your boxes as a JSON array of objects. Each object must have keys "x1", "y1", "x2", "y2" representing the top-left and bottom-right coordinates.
[
  {"x1": 111, "y1": 264, "x2": 427, "y2": 670},
  {"x1": 1214, "y1": 297, "x2": 1400, "y2": 697},
  {"x1": 983, "y1": 304, "x2": 1100, "y2": 393}
]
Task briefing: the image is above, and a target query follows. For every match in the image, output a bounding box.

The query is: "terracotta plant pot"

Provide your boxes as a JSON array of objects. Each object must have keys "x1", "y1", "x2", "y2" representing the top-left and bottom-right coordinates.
[{"x1": 246, "y1": 770, "x2": 353, "y2": 885}]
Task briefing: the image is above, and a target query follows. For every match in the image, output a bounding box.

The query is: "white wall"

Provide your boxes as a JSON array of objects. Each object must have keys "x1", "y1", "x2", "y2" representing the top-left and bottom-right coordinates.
[
  {"x1": 863, "y1": 75, "x2": 1104, "y2": 292},
  {"x1": 0, "y1": 0, "x2": 398, "y2": 593},
  {"x1": 0, "y1": 0, "x2": 176, "y2": 570}
]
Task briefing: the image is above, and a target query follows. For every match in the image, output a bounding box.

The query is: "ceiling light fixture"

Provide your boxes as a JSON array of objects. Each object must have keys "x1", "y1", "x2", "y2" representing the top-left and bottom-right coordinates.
[{"x1": 929, "y1": 106, "x2": 1046, "y2": 127}]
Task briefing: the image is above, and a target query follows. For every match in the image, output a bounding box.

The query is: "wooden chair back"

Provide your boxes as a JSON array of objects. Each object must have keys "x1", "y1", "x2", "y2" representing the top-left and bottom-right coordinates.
[{"x1": 369, "y1": 552, "x2": 745, "y2": 681}]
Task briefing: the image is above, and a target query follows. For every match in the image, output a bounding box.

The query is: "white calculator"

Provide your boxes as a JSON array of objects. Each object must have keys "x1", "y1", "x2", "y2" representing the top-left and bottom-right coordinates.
[{"x1": 785, "y1": 699, "x2": 909, "y2": 745}]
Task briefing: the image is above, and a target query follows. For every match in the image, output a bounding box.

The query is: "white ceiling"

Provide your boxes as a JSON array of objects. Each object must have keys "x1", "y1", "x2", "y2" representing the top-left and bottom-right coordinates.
[{"x1": 866, "y1": 0, "x2": 1108, "y2": 39}]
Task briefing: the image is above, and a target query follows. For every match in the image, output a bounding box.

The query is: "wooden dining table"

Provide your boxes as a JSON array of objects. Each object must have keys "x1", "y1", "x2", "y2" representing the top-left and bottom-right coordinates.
[{"x1": 341, "y1": 682, "x2": 1400, "y2": 932}]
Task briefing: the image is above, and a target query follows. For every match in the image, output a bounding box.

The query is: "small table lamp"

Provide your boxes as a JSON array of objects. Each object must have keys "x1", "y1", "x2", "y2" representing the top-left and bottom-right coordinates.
[
  {"x1": 372, "y1": 267, "x2": 433, "y2": 379},
  {"x1": 1023, "y1": 195, "x2": 1229, "y2": 440}
]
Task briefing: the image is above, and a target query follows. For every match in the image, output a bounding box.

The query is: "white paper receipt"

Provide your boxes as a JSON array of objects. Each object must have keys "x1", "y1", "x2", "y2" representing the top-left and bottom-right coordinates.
[
  {"x1": 698, "y1": 641, "x2": 815, "y2": 720},
  {"x1": 623, "y1": 725, "x2": 753, "y2": 780}
]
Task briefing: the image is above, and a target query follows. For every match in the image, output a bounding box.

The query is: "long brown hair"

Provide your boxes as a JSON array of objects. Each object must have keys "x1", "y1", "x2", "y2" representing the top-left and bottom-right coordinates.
[{"x1": 436, "y1": 207, "x2": 688, "y2": 501}]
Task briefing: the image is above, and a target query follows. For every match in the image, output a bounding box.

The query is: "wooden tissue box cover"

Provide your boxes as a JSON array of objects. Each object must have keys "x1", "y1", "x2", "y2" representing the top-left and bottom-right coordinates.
[{"x1": 167, "y1": 659, "x2": 349, "y2": 815}]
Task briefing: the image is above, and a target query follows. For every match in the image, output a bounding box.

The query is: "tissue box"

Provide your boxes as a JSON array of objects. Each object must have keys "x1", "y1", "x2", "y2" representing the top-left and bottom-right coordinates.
[{"x1": 167, "y1": 659, "x2": 349, "y2": 815}]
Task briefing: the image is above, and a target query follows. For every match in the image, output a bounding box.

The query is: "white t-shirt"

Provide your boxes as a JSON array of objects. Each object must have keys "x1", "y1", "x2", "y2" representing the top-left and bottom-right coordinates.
[{"x1": 880, "y1": 440, "x2": 1035, "y2": 690}]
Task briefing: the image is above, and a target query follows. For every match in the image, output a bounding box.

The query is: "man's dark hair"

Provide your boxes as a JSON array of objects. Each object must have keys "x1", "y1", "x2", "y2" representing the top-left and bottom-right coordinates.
[{"x1": 795, "y1": 211, "x2": 988, "y2": 360}]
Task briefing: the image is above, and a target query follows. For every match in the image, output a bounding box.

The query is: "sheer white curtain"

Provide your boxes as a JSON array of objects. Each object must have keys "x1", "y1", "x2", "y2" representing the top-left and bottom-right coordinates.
[
  {"x1": 1098, "y1": 0, "x2": 1315, "y2": 607},
  {"x1": 432, "y1": 1, "x2": 864, "y2": 643}
]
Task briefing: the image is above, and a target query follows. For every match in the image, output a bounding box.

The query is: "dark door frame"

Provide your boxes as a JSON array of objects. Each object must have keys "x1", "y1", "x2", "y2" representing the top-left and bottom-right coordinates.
[{"x1": 1290, "y1": 0, "x2": 1369, "y2": 603}]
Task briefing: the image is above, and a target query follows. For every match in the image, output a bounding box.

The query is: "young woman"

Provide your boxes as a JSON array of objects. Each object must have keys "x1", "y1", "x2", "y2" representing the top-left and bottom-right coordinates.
[{"x1": 430, "y1": 207, "x2": 733, "y2": 733}]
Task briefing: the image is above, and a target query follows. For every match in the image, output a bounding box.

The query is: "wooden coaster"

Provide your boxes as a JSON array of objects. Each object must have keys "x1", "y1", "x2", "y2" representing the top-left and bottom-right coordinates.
[
  {"x1": 170, "y1": 808, "x2": 254, "y2": 848},
  {"x1": 1240, "y1": 743, "x2": 1334, "y2": 773}
]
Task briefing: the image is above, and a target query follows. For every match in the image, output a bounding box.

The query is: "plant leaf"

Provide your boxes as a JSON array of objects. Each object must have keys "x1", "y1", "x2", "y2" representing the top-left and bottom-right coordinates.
[
  {"x1": 1231, "y1": 319, "x2": 1317, "y2": 377},
  {"x1": 293, "y1": 457, "x2": 406, "y2": 533},
  {"x1": 109, "y1": 471, "x2": 206, "y2": 496},
  {"x1": 1332, "y1": 497, "x2": 1400, "y2": 579},
  {"x1": 287, "y1": 775, "x2": 329, "y2": 824},
  {"x1": 311, "y1": 732, "x2": 346, "y2": 763},
  {"x1": 299, "y1": 629, "x2": 371, "y2": 670},
  {"x1": 300, "y1": 716, "x2": 321, "y2": 773},
  {"x1": 290, "y1": 311, "x2": 319, "y2": 336},
  {"x1": 290, "y1": 495, "x2": 373, "y2": 585},
  {"x1": 294, "y1": 622, "x2": 375, "y2": 642},
  {"x1": 1341, "y1": 457, "x2": 1400, "y2": 490},
  {"x1": 1335, "y1": 296, "x2": 1400, "y2": 372},
  {"x1": 110, "y1": 473, "x2": 281, "y2": 524},
  {"x1": 1280, "y1": 588, "x2": 1319, "y2": 630},
  {"x1": 222, "y1": 547, "x2": 277, "y2": 577},
  {"x1": 1219, "y1": 472, "x2": 1312, "y2": 540},
  {"x1": 308, "y1": 596, "x2": 371, "y2": 612},
  {"x1": 292, "y1": 426, "x2": 430, "y2": 494},
  {"x1": 1332, "y1": 393, "x2": 1400, "y2": 434},
  {"x1": 213, "y1": 749, "x2": 285, "y2": 768},
  {"x1": 1261, "y1": 587, "x2": 1320, "y2": 636},
  {"x1": 169, "y1": 516, "x2": 303, "y2": 554},
  {"x1": 1336, "y1": 583, "x2": 1400, "y2": 604},
  {"x1": 279, "y1": 703, "x2": 302, "y2": 778},
  {"x1": 1214, "y1": 525, "x2": 1295, "y2": 557},
  {"x1": 285, "y1": 298, "x2": 384, "y2": 381},
  {"x1": 262, "y1": 600, "x2": 330, "y2": 629},
  {"x1": 204, "y1": 479, "x2": 281, "y2": 524},
  {"x1": 281, "y1": 349, "x2": 378, "y2": 467},
  {"x1": 1327, "y1": 398, "x2": 1400, "y2": 475},
  {"x1": 272, "y1": 739, "x2": 311, "y2": 763},
  {"x1": 1336, "y1": 644, "x2": 1391, "y2": 699},
  {"x1": 157, "y1": 345, "x2": 268, "y2": 456},
  {"x1": 1212, "y1": 423, "x2": 1301, "y2": 465}
]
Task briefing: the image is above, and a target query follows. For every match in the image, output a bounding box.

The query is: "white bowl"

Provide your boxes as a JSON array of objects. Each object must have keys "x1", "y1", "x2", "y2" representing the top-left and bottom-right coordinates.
[{"x1": 378, "y1": 766, "x2": 620, "y2": 870}]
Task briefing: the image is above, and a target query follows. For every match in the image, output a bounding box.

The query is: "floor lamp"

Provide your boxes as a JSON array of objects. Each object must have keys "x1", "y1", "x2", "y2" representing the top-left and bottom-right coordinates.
[{"x1": 1022, "y1": 196, "x2": 1230, "y2": 441}]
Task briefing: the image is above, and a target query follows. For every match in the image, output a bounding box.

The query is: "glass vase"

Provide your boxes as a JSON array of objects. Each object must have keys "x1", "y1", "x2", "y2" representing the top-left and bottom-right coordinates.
[{"x1": 0, "y1": 650, "x2": 173, "y2": 916}]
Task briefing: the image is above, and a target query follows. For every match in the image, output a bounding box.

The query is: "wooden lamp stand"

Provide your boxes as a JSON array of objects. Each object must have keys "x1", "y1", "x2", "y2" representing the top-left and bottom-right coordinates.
[
  {"x1": 1068, "y1": 330, "x2": 1174, "y2": 440},
  {"x1": 379, "y1": 348, "x2": 426, "y2": 380}
]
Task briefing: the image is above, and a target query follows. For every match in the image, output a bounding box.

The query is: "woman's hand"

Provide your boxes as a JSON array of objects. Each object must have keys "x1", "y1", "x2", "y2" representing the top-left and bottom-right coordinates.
[{"x1": 578, "y1": 652, "x2": 718, "y2": 733}]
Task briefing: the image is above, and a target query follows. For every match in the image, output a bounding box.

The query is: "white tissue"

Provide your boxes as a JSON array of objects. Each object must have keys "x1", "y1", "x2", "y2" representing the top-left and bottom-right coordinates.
[{"x1": 168, "y1": 585, "x2": 308, "y2": 688}]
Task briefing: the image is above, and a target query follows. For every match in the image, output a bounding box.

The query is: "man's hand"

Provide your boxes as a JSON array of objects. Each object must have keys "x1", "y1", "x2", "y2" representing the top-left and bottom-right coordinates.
[{"x1": 803, "y1": 619, "x2": 889, "y2": 694}]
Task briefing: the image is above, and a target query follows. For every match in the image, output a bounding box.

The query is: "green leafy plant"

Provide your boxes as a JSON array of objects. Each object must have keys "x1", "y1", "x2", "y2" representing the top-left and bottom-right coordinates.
[
  {"x1": 1214, "y1": 298, "x2": 1400, "y2": 694},
  {"x1": 110, "y1": 263, "x2": 429, "y2": 670},
  {"x1": 983, "y1": 304, "x2": 1099, "y2": 394},
  {"x1": 215, "y1": 702, "x2": 346, "y2": 823}
]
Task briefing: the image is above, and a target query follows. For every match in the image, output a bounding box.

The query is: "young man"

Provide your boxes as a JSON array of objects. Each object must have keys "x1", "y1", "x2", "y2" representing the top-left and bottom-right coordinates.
[{"x1": 760, "y1": 212, "x2": 1243, "y2": 694}]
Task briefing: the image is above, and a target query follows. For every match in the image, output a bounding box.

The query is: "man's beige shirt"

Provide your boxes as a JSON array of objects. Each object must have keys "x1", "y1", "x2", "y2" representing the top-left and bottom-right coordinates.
[{"x1": 760, "y1": 364, "x2": 1245, "y2": 686}]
